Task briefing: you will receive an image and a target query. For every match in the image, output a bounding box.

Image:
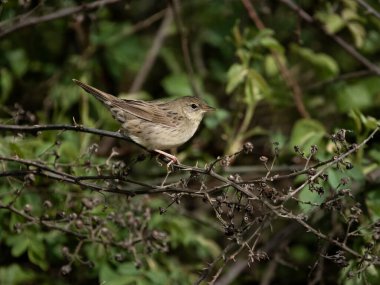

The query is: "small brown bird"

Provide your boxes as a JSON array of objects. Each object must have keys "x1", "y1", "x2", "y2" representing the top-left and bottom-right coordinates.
[{"x1": 73, "y1": 79, "x2": 214, "y2": 163}]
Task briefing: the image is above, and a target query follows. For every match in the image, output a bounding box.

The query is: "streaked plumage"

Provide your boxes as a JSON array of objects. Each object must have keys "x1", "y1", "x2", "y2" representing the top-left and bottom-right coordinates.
[{"x1": 73, "y1": 79, "x2": 213, "y2": 161}]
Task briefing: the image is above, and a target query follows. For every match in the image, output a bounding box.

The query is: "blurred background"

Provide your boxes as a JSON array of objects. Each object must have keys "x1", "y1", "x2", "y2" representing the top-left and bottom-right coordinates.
[{"x1": 0, "y1": 0, "x2": 380, "y2": 284}]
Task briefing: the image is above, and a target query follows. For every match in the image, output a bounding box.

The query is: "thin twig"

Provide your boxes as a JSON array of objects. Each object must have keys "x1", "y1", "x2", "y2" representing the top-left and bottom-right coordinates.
[
  {"x1": 279, "y1": 0, "x2": 380, "y2": 75},
  {"x1": 241, "y1": 0, "x2": 310, "y2": 118},
  {"x1": 285, "y1": 126, "x2": 379, "y2": 199},
  {"x1": 305, "y1": 70, "x2": 373, "y2": 91},
  {"x1": 0, "y1": 123, "x2": 142, "y2": 146},
  {"x1": 1, "y1": 122, "x2": 378, "y2": 275},
  {"x1": 0, "y1": 0, "x2": 121, "y2": 38},
  {"x1": 356, "y1": 0, "x2": 380, "y2": 20},
  {"x1": 169, "y1": 0, "x2": 201, "y2": 98},
  {"x1": 129, "y1": 8, "x2": 173, "y2": 93},
  {"x1": 0, "y1": 202, "x2": 157, "y2": 251},
  {"x1": 106, "y1": 9, "x2": 168, "y2": 45}
]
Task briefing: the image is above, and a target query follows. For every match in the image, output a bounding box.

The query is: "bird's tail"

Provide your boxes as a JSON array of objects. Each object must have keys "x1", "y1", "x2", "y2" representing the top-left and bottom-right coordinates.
[{"x1": 73, "y1": 79, "x2": 115, "y2": 106}]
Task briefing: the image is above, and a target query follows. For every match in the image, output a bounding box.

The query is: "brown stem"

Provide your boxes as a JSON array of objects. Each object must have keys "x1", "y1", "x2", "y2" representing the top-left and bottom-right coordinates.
[
  {"x1": 356, "y1": 0, "x2": 380, "y2": 20},
  {"x1": 129, "y1": 8, "x2": 173, "y2": 93},
  {"x1": 241, "y1": 0, "x2": 310, "y2": 118},
  {"x1": 0, "y1": 0, "x2": 122, "y2": 38},
  {"x1": 169, "y1": 0, "x2": 201, "y2": 98},
  {"x1": 279, "y1": 0, "x2": 380, "y2": 76}
]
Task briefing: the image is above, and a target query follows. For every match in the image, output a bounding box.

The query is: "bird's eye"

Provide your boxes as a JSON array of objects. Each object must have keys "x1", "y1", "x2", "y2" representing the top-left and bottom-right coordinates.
[{"x1": 190, "y1": 103, "x2": 198, "y2": 109}]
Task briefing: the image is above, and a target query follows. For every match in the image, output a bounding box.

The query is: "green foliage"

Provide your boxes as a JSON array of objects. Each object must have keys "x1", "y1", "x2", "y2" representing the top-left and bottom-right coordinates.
[
  {"x1": 289, "y1": 119, "x2": 326, "y2": 151},
  {"x1": 162, "y1": 73, "x2": 194, "y2": 97},
  {"x1": 0, "y1": 68, "x2": 12, "y2": 103},
  {"x1": 337, "y1": 77, "x2": 380, "y2": 112},
  {"x1": 0, "y1": 0, "x2": 380, "y2": 284},
  {"x1": 316, "y1": 0, "x2": 366, "y2": 48},
  {"x1": 291, "y1": 45, "x2": 339, "y2": 79},
  {"x1": 0, "y1": 264, "x2": 36, "y2": 285},
  {"x1": 367, "y1": 190, "x2": 380, "y2": 220}
]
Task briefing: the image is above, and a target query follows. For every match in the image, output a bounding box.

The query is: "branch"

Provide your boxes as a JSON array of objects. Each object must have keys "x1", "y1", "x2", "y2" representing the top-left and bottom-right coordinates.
[
  {"x1": 1, "y1": 122, "x2": 379, "y2": 279},
  {"x1": 0, "y1": 123, "x2": 143, "y2": 147},
  {"x1": 0, "y1": 157, "x2": 204, "y2": 197},
  {"x1": 356, "y1": 0, "x2": 380, "y2": 20},
  {"x1": 305, "y1": 70, "x2": 373, "y2": 91},
  {"x1": 241, "y1": 0, "x2": 310, "y2": 118},
  {"x1": 0, "y1": 201, "x2": 160, "y2": 252},
  {"x1": 279, "y1": 0, "x2": 380, "y2": 76},
  {"x1": 284, "y1": 126, "x2": 379, "y2": 199},
  {"x1": 129, "y1": 8, "x2": 173, "y2": 93},
  {"x1": 169, "y1": 0, "x2": 202, "y2": 98},
  {"x1": 0, "y1": 0, "x2": 121, "y2": 38}
]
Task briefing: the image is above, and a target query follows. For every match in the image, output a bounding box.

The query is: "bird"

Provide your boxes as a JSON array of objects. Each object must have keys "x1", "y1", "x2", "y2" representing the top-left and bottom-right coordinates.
[{"x1": 73, "y1": 79, "x2": 214, "y2": 164}]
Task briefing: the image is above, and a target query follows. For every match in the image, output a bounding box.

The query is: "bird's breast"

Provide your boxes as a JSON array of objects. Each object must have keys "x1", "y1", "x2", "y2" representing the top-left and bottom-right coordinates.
[{"x1": 123, "y1": 118, "x2": 201, "y2": 150}]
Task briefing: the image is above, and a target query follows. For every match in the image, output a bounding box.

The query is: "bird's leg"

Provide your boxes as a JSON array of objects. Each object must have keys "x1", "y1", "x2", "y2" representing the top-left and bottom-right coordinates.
[{"x1": 154, "y1": 149, "x2": 180, "y2": 165}]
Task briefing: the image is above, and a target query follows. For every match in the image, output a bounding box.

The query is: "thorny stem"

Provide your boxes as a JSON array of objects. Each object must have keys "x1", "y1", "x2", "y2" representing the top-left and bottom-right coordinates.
[
  {"x1": 1, "y1": 123, "x2": 379, "y2": 282},
  {"x1": 284, "y1": 126, "x2": 379, "y2": 199}
]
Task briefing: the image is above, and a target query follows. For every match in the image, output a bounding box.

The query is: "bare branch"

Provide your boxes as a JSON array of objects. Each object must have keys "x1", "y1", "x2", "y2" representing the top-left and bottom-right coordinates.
[
  {"x1": 1, "y1": 122, "x2": 379, "y2": 282},
  {"x1": 279, "y1": 0, "x2": 380, "y2": 75},
  {"x1": 169, "y1": 0, "x2": 202, "y2": 98},
  {"x1": 129, "y1": 8, "x2": 173, "y2": 93},
  {"x1": 0, "y1": 0, "x2": 122, "y2": 38},
  {"x1": 356, "y1": 0, "x2": 380, "y2": 20},
  {"x1": 0, "y1": 123, "x2": 144, "y2": 147},
  {"x1": 241, "y1": 0, "x2": 310, "y2": 118}
]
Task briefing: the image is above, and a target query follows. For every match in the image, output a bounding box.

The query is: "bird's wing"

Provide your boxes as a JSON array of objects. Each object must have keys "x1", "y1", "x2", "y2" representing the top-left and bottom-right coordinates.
[
  {"x1": 115, "y1": 99, "x2": 177, "y2": 128},
  {"x1": 72, "y1": 80, "x2": 177, "y2": 127}
]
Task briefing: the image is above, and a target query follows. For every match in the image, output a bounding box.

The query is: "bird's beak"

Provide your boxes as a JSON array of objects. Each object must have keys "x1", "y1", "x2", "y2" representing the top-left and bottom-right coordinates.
[{"x1": 202, "y1": 104, "x2": 215, "y2": 112}]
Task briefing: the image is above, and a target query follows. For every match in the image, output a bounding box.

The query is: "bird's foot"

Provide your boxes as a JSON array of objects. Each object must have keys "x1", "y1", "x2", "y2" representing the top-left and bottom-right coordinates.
[{"x1": 154, "y1": 149, "x2": 180, "y2": 165}]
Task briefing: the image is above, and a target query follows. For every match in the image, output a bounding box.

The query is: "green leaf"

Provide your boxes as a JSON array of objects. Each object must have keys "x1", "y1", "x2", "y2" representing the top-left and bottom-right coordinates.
[
  {"x1": 337, "y1": 84, "x2": 373, "y2": 112},
  {"x1": 362, "y1": 30, "x2": 380, "y2": 54},
  {"x1": 247, "y1": 69, "x2": 269, "y2": 95},
  {"x1": 327, "y1": 168, "x2": 344, "y2": 188},
  {"x1": 291, "y1": 45, "x2": 339, "y2": 78},
  {"x1": 264, "y1": 54, "x2": 284, "y2": 77},
  {"x1": 348, "y1": 22, "x2": 366, "y2": 48},
  {"x1": 366, "y1": 189, "x2": 380, "y2": 220},
  {"x1": 298, "y1": 184, "x2": 327, "y2": 212},
  {"x1": 0, "y1": 264, "x2": 36, "y2": 285},
  {"x1": 194, "y1": 235, "x2": 220, "y2": 258},
  {"x1": 226, "y1": 64, "x2": 247, "y2": 94},
  {"x1": 244, "y1": 77, "x2": 262, "y2": 105},
  {"x1": 289, "y1": 119, "x2": 326, "y2": 150},
  {"x1": 58, "y1": 140, "x2": 79, "y2": 162},
  {"x1": 145, "y1": 270, "x2": 169, "y2": 285},
  {"x1": 316, "y1": 12, "x2": 345, "y2": 34},
  {"x1": 161, "y1": 73, "x2": 194, "y2": 97},
  {"x1": 7, "y1": 225, "x2": 49, "y2": 271},
  {"x1": 289, "y1": 245, "x2": 312, "y2": 262},
  {"x1": 339, "y1": 77, "x2": 380, "y2": 112},
  {"x1": 362, "y1": 115, "x2": 379, "y2": 131},
  {"x1": 348, "y1": 109, "x2": 379, "y2": 133},
  {"x1": 0, "y1": 68, "x2": 12, "y2": 103},
  {"x1": 259, "y1": 36, "x2": 284, "y2": 53},
  {"x1": 27, "y1": 238, "x2": 48, "y2": 271},
  {"x1": 369, "y1": 149, "x2": 380, "y2": 164},
  {"x1": 7, "y1": 49, "x2": 29, "y2": 78},
  {"x1": 91, "y1": 21, "x2": 146, "y2": 73},
  {"x1": 348, "y1": 109, "x2": 363, "y2": 133},
  {"x1": 9, "y1": 236, "x2": 29, "y2": 257},
  {"x1": 8, "y1": 142, "x2": 25, "y2": 158},
  {"x1": 99, "y1": 263, "x2": 142, "y2": 285},
  {"x1": 160, "y1": 48, "x2": 182, "y2": 74},
  {"x1": 342, "y1": 8, "x2": 361, "y2": 22},
  {"x1": 204, "y1": 108, "x2": 229, "y2": 129}
]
